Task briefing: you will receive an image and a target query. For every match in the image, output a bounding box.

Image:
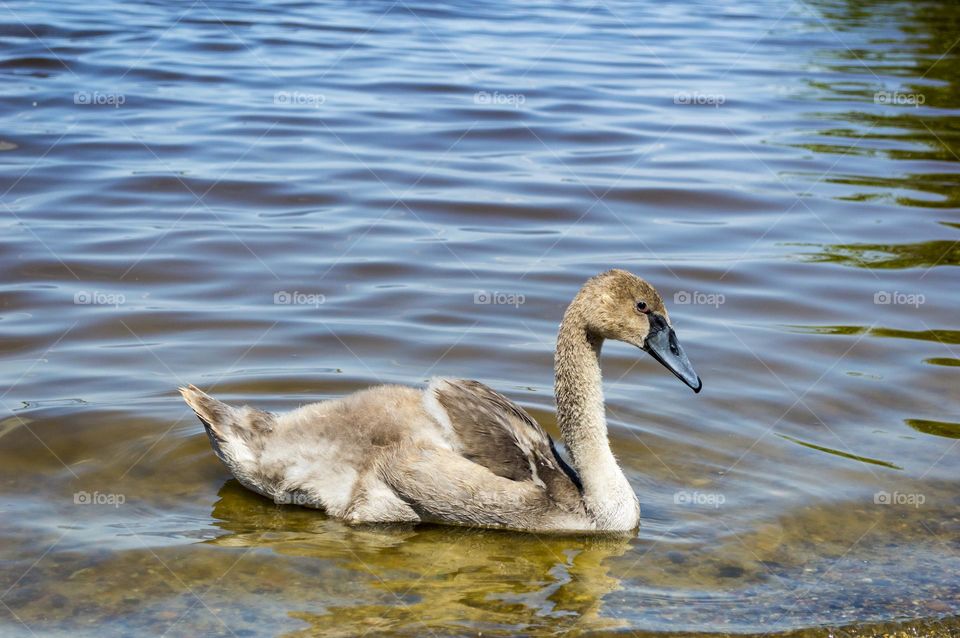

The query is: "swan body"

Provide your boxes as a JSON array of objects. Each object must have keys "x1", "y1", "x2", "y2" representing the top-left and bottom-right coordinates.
[{"x1": 181, "y1": 269, "x2": 701, "y2": 533}]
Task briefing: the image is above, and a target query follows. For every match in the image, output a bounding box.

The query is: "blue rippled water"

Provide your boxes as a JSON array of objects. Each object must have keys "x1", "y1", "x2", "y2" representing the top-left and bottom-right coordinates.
[{"x1": 1, "y1": 0, "x2": 959, "y2": 636}]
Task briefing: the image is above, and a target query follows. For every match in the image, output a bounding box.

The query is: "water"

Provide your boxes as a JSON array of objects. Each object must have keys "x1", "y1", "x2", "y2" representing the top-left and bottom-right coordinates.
[{"x1": 1, "y1": 0, "x2": 959, "y2": 635}]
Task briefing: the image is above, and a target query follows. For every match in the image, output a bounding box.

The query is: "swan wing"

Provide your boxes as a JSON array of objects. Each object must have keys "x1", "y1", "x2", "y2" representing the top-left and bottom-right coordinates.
[{"x1": 425, "y1": 378, "x2": 582, "y2": 506}]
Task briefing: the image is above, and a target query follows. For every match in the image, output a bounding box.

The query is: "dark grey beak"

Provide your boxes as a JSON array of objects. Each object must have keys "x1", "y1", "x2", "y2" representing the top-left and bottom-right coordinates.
[{"x1": 643, "y1": 313, "x2": 702, "y2": 393}]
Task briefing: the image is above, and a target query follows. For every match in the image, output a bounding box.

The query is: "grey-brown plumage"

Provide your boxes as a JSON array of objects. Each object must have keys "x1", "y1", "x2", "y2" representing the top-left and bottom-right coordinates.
[
  {"x1": 180, "y1": 269, "x2": 702, "y2": 533},
  {"x1": 431, "y1": 379, "x2": 583, "y2": 511}
]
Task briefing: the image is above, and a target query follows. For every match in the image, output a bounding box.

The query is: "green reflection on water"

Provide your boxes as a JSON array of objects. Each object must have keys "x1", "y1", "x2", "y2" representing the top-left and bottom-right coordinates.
[
  {"x1": 801, "y1": 237, "x2": 960, "y2": 269},
  {"x1": 925, "y1": 357, "x2": 960, "y2": 367},
  {"x1": 796, "y1": 0, "x2": 960, "y2": 209},
  {"x1": 792, "y1": 0, "x2": 960, "y2": 270},
  {"x1": 207, "y1": 481, "x2": 632, "y2": 637},
  {"x1": 790, "y1": 324, "x2": 960, "y2": 345},
  {"x1": 777, "y1": 434, "x2": 901, "y2": 469},
  {"x1": 905, "y1": 418, "x2": 960, "y2": 439}
]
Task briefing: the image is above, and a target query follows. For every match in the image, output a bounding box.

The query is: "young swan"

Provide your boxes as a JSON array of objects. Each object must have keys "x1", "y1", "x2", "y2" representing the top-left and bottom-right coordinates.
[{"x1": 181, "y1": 269, "x2": 701, "y2": 533}]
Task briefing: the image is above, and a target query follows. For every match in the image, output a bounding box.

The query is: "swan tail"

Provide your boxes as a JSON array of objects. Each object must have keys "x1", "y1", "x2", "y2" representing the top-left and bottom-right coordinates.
[{"x1": 178, "y1": 384, "x2": 274, "y2": 469}]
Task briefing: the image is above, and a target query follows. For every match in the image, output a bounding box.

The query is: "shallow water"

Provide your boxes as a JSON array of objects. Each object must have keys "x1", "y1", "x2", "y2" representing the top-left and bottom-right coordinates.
[{"x1": 1, "y1": 0, "x2": 959, "y2": 636}]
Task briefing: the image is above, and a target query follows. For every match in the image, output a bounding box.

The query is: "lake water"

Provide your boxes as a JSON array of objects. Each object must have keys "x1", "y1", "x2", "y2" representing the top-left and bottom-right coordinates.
[{"x1": 1, "y1": 0, "x2": 959, "y2": 636}]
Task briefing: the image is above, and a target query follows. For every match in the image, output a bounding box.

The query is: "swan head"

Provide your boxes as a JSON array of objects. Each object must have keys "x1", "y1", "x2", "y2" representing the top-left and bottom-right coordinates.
[{"x1": 576, "y1": 269, "x2": 702, "y2": 393}]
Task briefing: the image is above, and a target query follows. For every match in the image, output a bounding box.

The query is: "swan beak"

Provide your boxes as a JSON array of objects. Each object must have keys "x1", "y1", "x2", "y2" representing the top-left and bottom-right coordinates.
[{"x1": 643, "y1": 315, "x2": 702, "y2": 393}]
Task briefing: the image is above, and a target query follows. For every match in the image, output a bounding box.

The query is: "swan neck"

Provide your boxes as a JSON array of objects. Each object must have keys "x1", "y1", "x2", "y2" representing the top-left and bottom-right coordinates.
[{"x1": 554, "y1": 306, "x2": 638, "y2": 529}]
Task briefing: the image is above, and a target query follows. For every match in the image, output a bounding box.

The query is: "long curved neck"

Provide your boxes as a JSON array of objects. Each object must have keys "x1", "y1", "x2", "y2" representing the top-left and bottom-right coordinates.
[{"x1": 554, "y1": 304, "x2": 639, "y2": 530}]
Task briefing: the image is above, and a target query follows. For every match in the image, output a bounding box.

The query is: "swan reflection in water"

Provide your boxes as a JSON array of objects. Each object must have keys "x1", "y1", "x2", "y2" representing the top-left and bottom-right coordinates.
[{"x1": 208, "y1": 480, "x2": 634, "y2": 637}]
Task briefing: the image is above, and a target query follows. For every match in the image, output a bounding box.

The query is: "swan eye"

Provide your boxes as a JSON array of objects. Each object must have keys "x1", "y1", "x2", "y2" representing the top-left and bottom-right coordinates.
[{"x1": 635, "y1": 301, "x2": 647, "y2": 312}]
